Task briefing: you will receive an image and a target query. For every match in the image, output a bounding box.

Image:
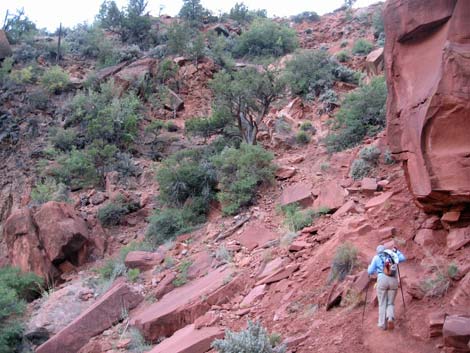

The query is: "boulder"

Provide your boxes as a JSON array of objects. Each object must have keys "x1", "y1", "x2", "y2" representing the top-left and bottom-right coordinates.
[
  {"x1": 451, "y1": 272, "x2": 470, "y2": 307},
  {"x1": 276, "y1": 166, "x2": 297, "y2": 180},
  {"x1": 414, "y1": 229, "x2": 447, "y2": 247},
  {"x1": 236, "y1": 223, "x2": 278, "y2": 250},
  {"x1": 187, "y1": 250, "x2": 213, "y2": 280},
  {"x1": 163, "y1": 87, "x2": 184, "y2": 112},
  {"x1": 280, "y1": 183, "x2": 313, "y2": 207},
  {"x1": 365, "y1": 192, "x2": 393, "y2": 209},
  {"x1": 25, "y1": 281, "x2": 95, "y2": 346},
  {"x1": 131, "y1": 266, "x2": 246, "y2": 340},
  {"x1": 148, "y1": 324, "x2": 224, "y2": 353},
  {"x1": 240, "y1": 284, "x2": 266, "y2": 308},
  {"x1": 429, "y1": 312, "x2": 447, "y2": 337},
  {"x1": 360, "y1": 177, "x2": 378, "y2": 193},
  {"x1": 365, "y1": 47, "x2": 384, "y2": 76},
  {"x1": 257, "y1": 258, "x2": 286, "y2": 280},
  {"x1": 94, "y1": 61, "x2": 129, "y2": 82},
  {"x1": 333, "y1": 200, "x2": 359, "y2": 218},
  {"x1": 288, "y1": 241, "x2": 310, "y2": 252},
  {"x1": 384, "y1": 0, "x2": 470, "y2": 212},
  {"x1": 114, "y1": 58, "x2": 157, "y2": 90},
  {"x1": 0, "y1": 30, "x2": 12, "y2": 59},
  {"x1": 256, "y1": 264, "x2": 299, "y2": 286},
  {"x1": 3, "y1": 202, "x2": 90, "y2": 279},
  {"x1": 313, "y1": 180, "x2": 346, "y2": 211},
  {"x1": 442, "y1": 211, "x2": 461, "y2": 223},
  {"x1": 125, "y1": 251, "x2": 164, "y2": 271},
  {"x1": 447, "y1": 227, "x2": 470, "y2": 252},
  {"x1": 36, "y1": 282, "x2": 143, "y2": 353},
  {"x1": 443, "y1": 315, "x2": 470, "y2": 351}
]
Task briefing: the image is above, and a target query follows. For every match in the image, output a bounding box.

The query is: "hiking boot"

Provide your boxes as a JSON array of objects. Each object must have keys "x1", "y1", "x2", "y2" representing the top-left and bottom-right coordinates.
[
  {"x1": 387, "y1": 320, "x2": 394, "y2": 330},
  {"x1": 377, "y1": 324, "x2": 386, "y2": 331}
]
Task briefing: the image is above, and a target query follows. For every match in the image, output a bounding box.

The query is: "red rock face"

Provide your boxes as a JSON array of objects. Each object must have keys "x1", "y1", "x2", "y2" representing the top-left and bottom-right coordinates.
[
  {"x1": 384, "y1": 0, "x2": 470, "y2": 211},
  {"x1": 2, "y1": 202, "x2": 90, "y2": 279}
]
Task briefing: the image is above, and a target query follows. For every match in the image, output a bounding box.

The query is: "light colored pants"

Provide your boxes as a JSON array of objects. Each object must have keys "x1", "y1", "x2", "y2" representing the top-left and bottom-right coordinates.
[{"x1": 377, "y1": 274, "x2": 398, "y2": 327}]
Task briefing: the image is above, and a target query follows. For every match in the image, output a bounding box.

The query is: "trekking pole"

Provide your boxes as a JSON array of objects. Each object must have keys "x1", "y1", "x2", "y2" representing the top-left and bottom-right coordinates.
[
  {"x1": 397, "y1": 264, "x2": 406, "y2": 319},
  {"x1": 362, "y1": 277, "x2": 370, "y2": 326}
]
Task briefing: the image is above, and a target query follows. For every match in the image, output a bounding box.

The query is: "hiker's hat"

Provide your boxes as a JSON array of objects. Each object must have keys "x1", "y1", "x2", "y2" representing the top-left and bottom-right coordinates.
[{"x1": 376, "y1": 244, "x2": 385, "y2": 254}]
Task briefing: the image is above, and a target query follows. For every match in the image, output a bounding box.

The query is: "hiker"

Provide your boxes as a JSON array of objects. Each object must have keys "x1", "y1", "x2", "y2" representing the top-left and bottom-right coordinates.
[{"x1": 367, "y1": 244, "x2": 406, "y2": 330}]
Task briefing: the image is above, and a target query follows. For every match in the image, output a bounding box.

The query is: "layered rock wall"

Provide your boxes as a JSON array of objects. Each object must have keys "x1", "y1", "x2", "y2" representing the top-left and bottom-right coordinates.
[{"x1": 384, "y1": 0, "x2": 470, "y2": 212}]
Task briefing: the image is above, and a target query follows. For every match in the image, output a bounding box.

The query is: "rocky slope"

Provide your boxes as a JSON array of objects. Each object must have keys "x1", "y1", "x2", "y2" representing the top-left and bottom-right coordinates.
[{"x1": 1, "y1": 2, "x2": 469, "y2": 353}]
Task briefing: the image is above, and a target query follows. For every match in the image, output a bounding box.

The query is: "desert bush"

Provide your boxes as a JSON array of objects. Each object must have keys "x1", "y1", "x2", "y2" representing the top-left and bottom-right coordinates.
[
  {"x1": 281, "y1": 203, "x2": 314, "y2": 232},
  {"x1": 97, "y1": 195, "x2": 139, "y2": 227},
  {"x1": 0, "y1": 58, "x2": 14, "y2": 83},
  {"x1": 420, "y1": 263, "x2": 459, "y2": 298},
  {"x1": 300, "y1": 121, "x2": 314, "y2": 132},
  {"x1": 40, "y1": 66, "x2": 70, "y2": 94},
  {"x1": 212, "y1": 320, "x2": 286, "y2": 353},
  {"x1": 372, "y1": 8, "x2": 384, "y2": 39},
  {"x1": 127, "y1": 268, "x2": 140, "y2": 283},
  {"x1": 145, "y1": 208, "x2": 191, "y2": 246},
  {"x1": 319, "y1": 89, "x2": 338, "y2": 114},
  {"x1": 350, "y1": 158, "x2": 372, "y2": 181},
  {"x1": 30, "y1": 178, "x2": 69, "y2": 204},
  {"x1": 173, "y1": 260, "x2": 192, "y2": 287},
  {"x1": 27, "y1": 88, "x2": 49, "y2": 111},
  {"x1": 179, "y1": 0, "x2": 211, "y2": 26},
  {"x1": 352, "y1": 39, "x2": 374, "y2": 55},
  {"x1": 166, "y1": 22, "x2": 191, "y2": 56},
  {"x1": 383, "y1": 150, "x2": 395, "y2": 165},
  {"x1": 284, "y1": 50, "x2": 334, "y2": 97},
  {"x1": 10, "y1": 66, "x2": 35, "y2": 84},
  {"x1": 49, "y1": 127, "x2": 78, "y2": 152},
  {"x1": 53, "y1": 148, "x2": 99, "y2": 188},
  {"x1": 212, "y1": 144, "x2": 275, "y2": 215},
  {"x1": 325, "y1": 76, "x2": 387, "y2": 152},
  {"x1": 185, "y1": 111, "x2": 231, "y2": 139},
  {"x1": 127, "y1": 327, "x2": 152, "y2": 353},
  {"x1": 336, "y1": 50, "x2": 350, "y2": 62},
  {"x1": 215, "y1": 244, "x2": 233, "y2": 264},
  {"x1": 296, "y1": 131, "x2": 311, "y2": 145},
  {"x1": 331, "y1": 63, "x2": 360, "y2": 85},
  {"x1": 292, "y1": 11, "x2": 320, "y2": 23},
  {"x1": 67, "y1": 81, "x2": 141, "y2": 148},
  {"x1": 0, "y1": 267, "x2": 42, "y2": 353},
  {"x1": 329, "y1": 242, "x2": 358, "y2": 282},
  {"x1": 233, "y1": 18, "x2": 297, "y2": 58},
  {"x1": 359, "y1": 145, "x2": 381, "y2": 165}
]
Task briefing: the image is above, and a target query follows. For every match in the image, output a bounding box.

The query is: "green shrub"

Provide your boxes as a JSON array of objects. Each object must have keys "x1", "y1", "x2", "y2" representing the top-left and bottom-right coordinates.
[
  {"x1": 67, "y1": 80, "x2": 141, "y2": 148},
  {"x1": 233, "y1": 18, "x2": 298, "y2": 58},
  {"x1": 359, "y1": 146, "x2": 381, "y2": 165},
  {"x1": 97, "y1": 196, "x2": 139, "y2": 227},
  {"x1": 3, "y1": 9, "x2": 37, "y2": 44},
  {"x1": 49, "y1": 127, "x2": 78, "y2": 152},
  {"x1": 349, "y1": 158, "x2": 372, "y2": 180},
  {"x1": 300, "y1": 121, "x2": 313, "y2": 132},
  {"x1": 127, "y1": 268, "x2": 140, "y2": 283},
  {"x1": 340, "y1": 40, "x2": 348, "y2": 48},
  {"x1": 212, "y1": 320, "x2": 286, "y2": 353},
  {"x1": 127, "y1": 327, "x2": 152, "y2": 353},
  {"x1": 173, "y1": 260, "x2": 192, "y2": 287},
  {"x1": 212, "y1": 144, "x2": 275, "y2": 215},
  {"x1": 185, "y1": 112, "x2": 231, "y2": 139},
  {"x1": 325, "y1": 76, "x2": 387, "y2": 152},
  {"x1": 0, "y1": 267, "x2": 42, "y2": 353},
  {"x1": 319, "y1": 89, "x2": 338, "y2": 114},
  {"x1": 383, "y1": 150, "x2": 395, "y2": 165},
  {"x1": 215, "y1": 245, "x2": 233, "y2": 264},
  {"x1": 296, "y1": 131, "x2": 311, "y2": 145},
  {"x1": 329, "y1": 242, "x2": 358, "y2": 282},
  {"x1": 0, "y1": 57, "x2": 14, "y2": 83},
  {"x1": 166, "y1": 22, "x2": 191, "y2": 56},
  {"x1": 281, "y1": 203, "x2": 314, "y2": 232},
  {"x1": 292, "y1": 11, "x2": 320, "y2": 23},
  {"x1": 10, "y1": 66, "x2": 35, "y2": 84},
  {"x1": 336, "y1": 50, "x2": 350, "y2": 63},
  {"x1": 53, "y1": 148, "x2": 99, "y2": 188},
  {"x1": 284, "y1": 50, "x2": 335, "y2": 97},
  {"x1": 372, "y1": 8, "x2": 384, "y2": 39},
  {"x1": 31, "y1": 178, "x2": 69, "y2": 204},
  {"x1": 179, "y1": 0, "x2": 211, "y2": 25},
  {"x1": 352, "y1": 39, "x2": 374, "y2": 55},
  {"x1": 40, "y1": 66, "x2": 70, "y2": 93},
  {"x1": 145, "y1": 208, "x2": 190, "y2": 246}
]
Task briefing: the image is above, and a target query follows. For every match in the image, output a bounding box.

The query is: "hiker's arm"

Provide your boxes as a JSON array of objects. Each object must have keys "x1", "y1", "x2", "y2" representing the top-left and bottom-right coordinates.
[
  {"x1": 393, "y1": 247, "x2": 406, "y2": 262},
  {"x1": 367, "y1": 256, "x2": 377, "y2": 275}
]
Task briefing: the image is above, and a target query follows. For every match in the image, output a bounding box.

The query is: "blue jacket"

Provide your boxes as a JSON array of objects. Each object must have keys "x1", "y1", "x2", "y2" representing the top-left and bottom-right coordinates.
[{"x1": 368, "y1": 250, "x2": 405, "y2": 277}]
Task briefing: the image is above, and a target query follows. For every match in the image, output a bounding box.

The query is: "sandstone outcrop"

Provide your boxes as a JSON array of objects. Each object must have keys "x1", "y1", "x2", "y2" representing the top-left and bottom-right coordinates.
[
  {"x1": 0, "y1": 30, "x2": 12, "y2": 59},
  {"x1": 3, "y1": 202, "x2": 91, "y2": 279},
  {"x1": 384, "y1": 0, "x2": 470, "y2": 212},
  {"x1": 36, "y1": 281, "x2": 143, "y2": 353}
]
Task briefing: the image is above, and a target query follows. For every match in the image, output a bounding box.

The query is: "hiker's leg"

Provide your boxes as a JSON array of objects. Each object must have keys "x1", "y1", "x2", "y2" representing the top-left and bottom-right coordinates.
[
  {"x1": 386, "y1": 276, "x2": 399, "y2": 321},
  {"x1": 386, "y1": 288, "x2": 397, "y2": 320},
  {"x1": 377, "y1": 277, "x2": 387, "y2": 328}
]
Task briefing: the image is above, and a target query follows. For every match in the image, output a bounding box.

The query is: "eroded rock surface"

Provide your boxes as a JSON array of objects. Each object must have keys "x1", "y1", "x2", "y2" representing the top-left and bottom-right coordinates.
[{"x1": 384, "y1": 0, "x2": 470, "y2": 212}]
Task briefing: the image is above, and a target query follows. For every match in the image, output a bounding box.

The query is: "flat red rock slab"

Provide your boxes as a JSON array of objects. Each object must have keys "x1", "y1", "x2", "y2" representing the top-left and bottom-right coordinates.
[
  {"x1": 236, "y1": 224, "x2": 278, "y2": 251},
  {"x1": 280, "y1": 183, "x2": 313, "y2": 207},
  {"x1": 256, "y1": 264, "x2": 299, "y2": 285},
  {"x1": 131, "y1": 266, "x2": 240, "y2": 340},
  {"x1": 149, "y1": 324, "x2": 224, "y2": 353},
  {"x1": 37, "y1": 281, "x2": 142, "y2": 353},
  {"x1": 365, "y1": 192, "x2": 394, "y2": 209}
]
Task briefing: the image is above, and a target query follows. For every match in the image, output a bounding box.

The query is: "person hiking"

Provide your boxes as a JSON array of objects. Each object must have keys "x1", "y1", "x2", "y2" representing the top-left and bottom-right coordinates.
[{"x1": 367, "y1": 244, "x2": 406, "y2": 330}]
